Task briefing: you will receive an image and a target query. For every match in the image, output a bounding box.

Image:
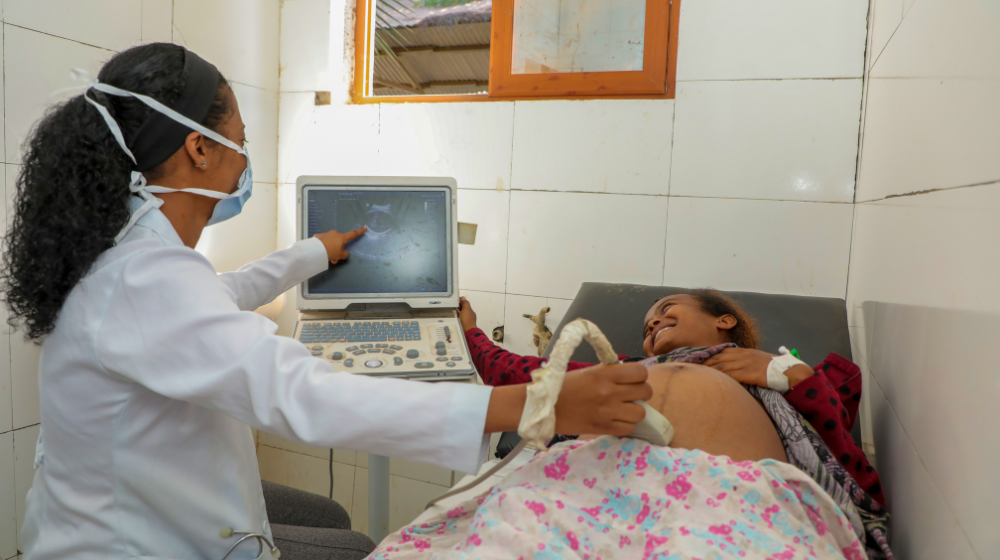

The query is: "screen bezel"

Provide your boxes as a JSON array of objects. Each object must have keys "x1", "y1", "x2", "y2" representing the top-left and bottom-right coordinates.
[{"x1": 298, "y1": 180, "x2": 456, "y2": 307}]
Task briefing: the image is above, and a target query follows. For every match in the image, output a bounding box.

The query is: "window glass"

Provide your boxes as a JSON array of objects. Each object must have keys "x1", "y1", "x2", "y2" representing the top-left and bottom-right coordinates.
[
  {"x1": 511, "y1": 0, "x2": 646, "y2": 74},
  {"x1": 372, "y1": 0, "x2": 491, "y2": 96}
]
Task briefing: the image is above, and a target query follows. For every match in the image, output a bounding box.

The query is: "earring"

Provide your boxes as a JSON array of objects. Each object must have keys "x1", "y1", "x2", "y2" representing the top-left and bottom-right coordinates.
[{"x1": 200, "y1": 162, "x2": 206, "y2": 167}]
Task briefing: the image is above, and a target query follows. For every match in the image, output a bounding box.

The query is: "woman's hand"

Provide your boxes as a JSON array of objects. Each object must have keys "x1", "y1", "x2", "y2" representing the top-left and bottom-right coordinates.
[
  {"x1": 554, "y1": 363, "x2": 653, "y2": 436},
  {"x1": 313, "y1": 226, "x2": 367, "y2": 264},
  {"x1": 704, "y1": 348, "x2": 812, "y2": 389},
  {"x1": 458, "y1": 297, "x2": 478, "y2": 332}
]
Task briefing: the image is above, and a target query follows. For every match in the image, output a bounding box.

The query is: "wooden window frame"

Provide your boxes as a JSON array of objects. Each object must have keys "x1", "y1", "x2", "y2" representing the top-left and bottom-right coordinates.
[{"x1": 352, "y1": 0, "x2": 680, "y2": 104}]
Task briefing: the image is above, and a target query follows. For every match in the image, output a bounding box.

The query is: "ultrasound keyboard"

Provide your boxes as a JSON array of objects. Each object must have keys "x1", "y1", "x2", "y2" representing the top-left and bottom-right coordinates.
[
  {"x1": 294, "y1": 312, "x2": 475, "y2": 380},
  {"x1": 299, "y1": 321, "x2": 423, "y2": 343}
]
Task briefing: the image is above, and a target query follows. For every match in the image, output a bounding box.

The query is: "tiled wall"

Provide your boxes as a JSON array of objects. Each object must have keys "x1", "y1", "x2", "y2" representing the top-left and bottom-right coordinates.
[
  {"x1": 264, "y1": 0, "x2": 870, "y2": 537},
  {"x1": 0, "y1": 1, "x2": 279, "y2": 557},
  {"x1": 846, "y1": 0, "x2": 1000, "y2": 558}
]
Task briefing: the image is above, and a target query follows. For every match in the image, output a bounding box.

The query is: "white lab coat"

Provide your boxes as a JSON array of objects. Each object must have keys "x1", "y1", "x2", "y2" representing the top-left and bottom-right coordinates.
[{"x1": 19, "y1": 201, "x2": 492, "y2": 560}]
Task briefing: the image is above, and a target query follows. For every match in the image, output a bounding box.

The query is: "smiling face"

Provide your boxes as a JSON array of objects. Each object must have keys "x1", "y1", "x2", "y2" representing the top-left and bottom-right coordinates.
[{"x1": 641, "y1": 294, "x2": 737, "y2": 357}]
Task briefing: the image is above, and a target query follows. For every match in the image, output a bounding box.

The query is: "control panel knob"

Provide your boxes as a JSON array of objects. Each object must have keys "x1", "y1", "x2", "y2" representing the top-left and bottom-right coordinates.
[
  {"x1": 330, "y1": 352, "x2": 344, "y2": 361},
  {"x1": 365, "y1": 359, "x2": 384, "y2": 369},
  {"x1": 406, "y1": 349, "x2": 419, "y2": 359}
]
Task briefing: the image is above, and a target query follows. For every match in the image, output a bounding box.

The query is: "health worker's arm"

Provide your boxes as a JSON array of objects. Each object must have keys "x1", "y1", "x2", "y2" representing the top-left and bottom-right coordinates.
[
  {"x1": 98, "y1": 246, "x2": 492, "y2": 473},
  {"x1": 216, "y1": 237, "x2": 329, "y2": 311}
]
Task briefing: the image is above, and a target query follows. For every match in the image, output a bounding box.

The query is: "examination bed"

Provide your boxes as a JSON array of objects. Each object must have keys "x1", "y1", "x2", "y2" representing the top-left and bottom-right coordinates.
[
  {"x1": 379, "y1": 283, "x2": 881, "y2": 559},
  {"x1": 495, "y1": 282, "x2": 860, "y2": 459}
]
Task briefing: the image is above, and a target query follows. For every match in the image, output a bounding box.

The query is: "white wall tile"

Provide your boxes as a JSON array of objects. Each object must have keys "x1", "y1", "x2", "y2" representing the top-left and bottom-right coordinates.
[
  {"x1": 663, "y1": 197, "x2": 854, "y2": 298},
  {"x1": 173, "y1": 0, "x2": 280, "y2": 91},
  {"x1": 887, "y1": 91, "x2": 994, "y2": 196},
  {"x1": 231, "y1": 83, "x2": 279, "y2": 185},
  {"x1": 0, "y1": 26, "x2": 5, "y2": 164},
  {"x1": 350, "y1": 468, "x2": 449, "y2": 537},
  {"x1": 257, "y1": 433, "x2": 330, "y2": 461},
  {"x1": 857, "y1": 77, "x2": 1000, "y2": 201},
  {"x1": 0, "y1": 433, "x2": 15, "y2": 559},
  {"x1": 12, "y1": 424, "x2": 39, "y2": 550},
  {"x1": 280, "y1": 102, "x2": 378, "y2": 185},
  {"x1": 141, "y1": 0, "x2": 173, "y2": 44},
  {"x1": 389, "y1": 459, "x2": 451, "y2": 487},
  {"x1": 4, "y1": 25, "x2": 111, "y2": 165},
  {"x1": 326, "y1": 0, "x2": 355, "y2": 104},
  {"x1": 332, "y1": 448, "x2": 358, "y2": 466},
  {"x1": 670, "y1": 80, "x2": 862, "y2": 203},
  {"x1": 195, "y1": 183, "x2": 277, "y2": 273},
  {"x1": 869, "y1": 0, "x2": 903, "y2": 69},
  {"x1": 273, "y1": 184, "x2": 299, "y2": 337},
  {"x1": 675, "y1": 0, "x2": 869, "y2": 81},
  {"x1": 506, "y1": 191, "x2": 668, "y2": 300},
  {"x1": 0, "y1": 168, "x2": 12, "y2": 435},
  {"x1": 502, "y1": 294, "x2": 572, "y2": 357},
  {"x1": 350, "y1": 467, "x2": 369, "y2": 534},
  {"x1": 276, "y1": 184, "x2": 299, "y2": 251},
  {"x1": 868, "y1": 377, "x2": 978, "y2": 560},
  {"x1": 4, "y1": 0, "x2": 141, "y2": 52},
  {"x1": 279, "y1": 0, "x2": 332, "y2": 93},
  {"x1": 0, "y1": 323, "x2": 10, "y2": 436},
  {"x1": 872, "y1": 0, "x2": 1000, "y2": 79},
  {"x1": 510, "y1": 100, "x2": 672, "y2": 196},
  {"x1": 458, "y1": 290, "x2": 505, "y2": 341},
  {"x1": 377, "y1": 103, "x2": 514, "y2": 191},
  {"x1": 848, "y1": 185, "x2": 1000, "y2": 314},
  {"x1": 387, "y1": 475, "x2": 447, "y2": 534},
  {"x1": 257, "y1": 445, "x2": 356, "y2": 513},
  {"x1": 9, "y1": 331, "x2": 39, "y2": 431},
  {"x1": 457, "y1": 189, "x2": 508, "y2": 293}
]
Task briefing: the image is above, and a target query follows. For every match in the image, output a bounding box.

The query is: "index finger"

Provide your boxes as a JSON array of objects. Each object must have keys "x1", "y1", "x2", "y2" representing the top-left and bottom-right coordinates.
[{"x1": 343, "y1": 226, "x2": 368, "y2": 241}]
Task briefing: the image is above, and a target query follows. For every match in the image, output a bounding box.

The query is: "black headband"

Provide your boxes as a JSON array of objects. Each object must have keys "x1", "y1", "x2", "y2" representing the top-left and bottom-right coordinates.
[{"x1": 130, "y1": 49, "x2": 221, "y2": 171}]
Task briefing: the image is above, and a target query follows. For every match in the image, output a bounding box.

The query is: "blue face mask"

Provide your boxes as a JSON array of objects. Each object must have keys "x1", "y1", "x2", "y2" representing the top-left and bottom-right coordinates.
[
  {"x1": 66, "y1": 69, "x2": 254, "y2": 240},
  {"x1": 204, "y1": 147, "x2": 253, "y2": 226}
]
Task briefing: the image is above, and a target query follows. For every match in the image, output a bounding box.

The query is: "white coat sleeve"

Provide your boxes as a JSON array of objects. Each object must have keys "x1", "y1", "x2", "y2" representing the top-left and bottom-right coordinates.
[
  {"x1": 96, "y1": 246, "x2": 492, "y2": 474},
  {"x1": 216, "y1": 238, "x2": 329, "y2": 311}
]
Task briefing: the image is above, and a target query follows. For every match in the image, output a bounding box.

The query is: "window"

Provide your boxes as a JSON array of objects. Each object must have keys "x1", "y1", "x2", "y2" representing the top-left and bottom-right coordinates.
[{"x1": 353, "y1": 0, "x2": 679, "y2": 102}]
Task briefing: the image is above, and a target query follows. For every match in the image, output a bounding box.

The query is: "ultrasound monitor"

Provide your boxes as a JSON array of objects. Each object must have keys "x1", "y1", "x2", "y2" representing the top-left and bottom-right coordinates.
[{"x1": 296, "y1": 176, "x2": 459, "y2": 311}]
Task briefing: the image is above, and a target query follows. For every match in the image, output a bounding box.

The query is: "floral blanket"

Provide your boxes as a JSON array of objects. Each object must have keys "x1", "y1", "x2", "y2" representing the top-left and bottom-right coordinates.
[{"x1": 370, "y1": 437, "x2": 866, "y2": 559}]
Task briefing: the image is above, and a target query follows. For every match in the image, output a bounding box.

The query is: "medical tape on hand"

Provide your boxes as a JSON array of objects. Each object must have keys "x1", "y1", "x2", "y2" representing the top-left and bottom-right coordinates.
[{"x1": 766, "y1": 346, "x2": 807, "y2": 393}]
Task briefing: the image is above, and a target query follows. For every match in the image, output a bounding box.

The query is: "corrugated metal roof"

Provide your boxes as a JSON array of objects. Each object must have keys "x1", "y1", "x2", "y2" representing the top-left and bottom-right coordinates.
[
  {"x1": 375, "y1": 0, "x2": 491, "y2": 29},
  {"x1": 372, "y1": 3, "x2": 491, "y2": 97}
]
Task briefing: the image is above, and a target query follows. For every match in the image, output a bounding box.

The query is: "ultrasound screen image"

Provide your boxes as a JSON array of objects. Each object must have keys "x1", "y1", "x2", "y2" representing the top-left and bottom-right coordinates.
[{"x1": 305, "y1": 188, "x2": 450, "y2": 295}]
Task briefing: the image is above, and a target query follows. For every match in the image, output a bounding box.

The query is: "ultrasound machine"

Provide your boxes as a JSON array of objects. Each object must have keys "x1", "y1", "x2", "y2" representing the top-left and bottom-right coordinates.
[{"x1": 293, "y1": 176, "x2": 476, "y2": 382}]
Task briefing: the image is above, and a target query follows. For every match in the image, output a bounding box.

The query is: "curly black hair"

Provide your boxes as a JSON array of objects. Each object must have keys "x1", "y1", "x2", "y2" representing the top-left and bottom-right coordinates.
[
  {"x1": 688, "y1": 289, "x2": 761, "y2": 349},
  {"x1": 1, "y1": 43, "x2": 232, "y2": 342}
]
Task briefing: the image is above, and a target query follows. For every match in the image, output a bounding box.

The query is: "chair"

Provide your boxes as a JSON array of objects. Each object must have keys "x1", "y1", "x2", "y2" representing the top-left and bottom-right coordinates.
[{"x1": 262, "y1": 480, "x2": 376, "y2": 560}]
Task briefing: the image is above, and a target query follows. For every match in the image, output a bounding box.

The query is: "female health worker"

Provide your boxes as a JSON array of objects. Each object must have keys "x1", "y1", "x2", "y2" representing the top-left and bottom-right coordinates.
[{"x1": 1, "y1": 44, "x2": 652, "y2": 560}]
